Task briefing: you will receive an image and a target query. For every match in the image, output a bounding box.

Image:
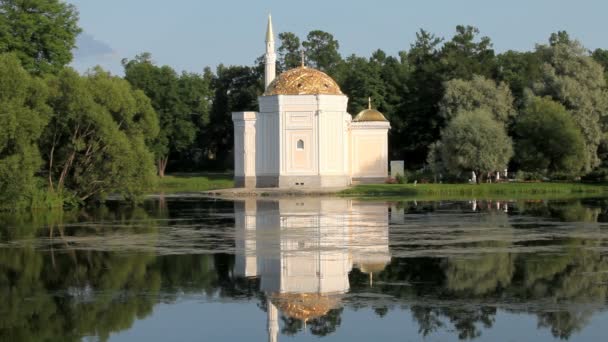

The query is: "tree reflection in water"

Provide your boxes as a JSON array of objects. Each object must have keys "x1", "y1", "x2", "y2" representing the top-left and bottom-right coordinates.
[{"x1": 0, "y1": 197, "x2": 606, "y2": 341}]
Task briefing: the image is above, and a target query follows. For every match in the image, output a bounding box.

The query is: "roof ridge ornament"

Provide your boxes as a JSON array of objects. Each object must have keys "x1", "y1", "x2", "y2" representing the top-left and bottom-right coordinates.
[{"x1": 368, "y1": 97, "x2": 372, "y2": 110}]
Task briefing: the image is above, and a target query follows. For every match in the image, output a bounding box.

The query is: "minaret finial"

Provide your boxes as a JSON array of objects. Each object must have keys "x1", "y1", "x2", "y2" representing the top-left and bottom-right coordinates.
[
  {"x1": 266, "y1": 14, "x2": 274, "y2": 43},
  {"x1": 264, "y1": 14, "x2": 276, "y2": 89},
  {"x1": 368, "y1": 97, "x2": 372, "y2": 109},
  {"x1": 300, "y1": 49, "x2": 305, "y2": 67}
]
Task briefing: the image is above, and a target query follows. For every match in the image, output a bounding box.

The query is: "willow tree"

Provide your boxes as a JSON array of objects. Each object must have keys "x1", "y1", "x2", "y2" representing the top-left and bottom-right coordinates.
[
  {"x1": 514, "y1": 97, "x2": 586, "y2": 176},
  {"x1": 0, "y1": 54, "x2": 50, "y2": 210},
  {"x1": 439, "y1": 75, "x2": 516, "y2": 124},
  {"x1": 534, "y1": 31, "x2": 608, "y2": 171},
  {"x1": 440, "y1": 109, "x2": 513, "y2": 182},
  {"x1": 43, "y1": 67, "x2": 159, "y2": 203}
]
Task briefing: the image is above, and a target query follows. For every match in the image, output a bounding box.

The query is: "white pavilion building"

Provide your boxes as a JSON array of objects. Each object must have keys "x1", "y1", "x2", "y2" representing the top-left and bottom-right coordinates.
[
  {"x1": 233, "y1": 197, "x2": 391, "y2": 342},
  {"x1": 232, "y1": 15, "x2": 391, "y2": 188}
]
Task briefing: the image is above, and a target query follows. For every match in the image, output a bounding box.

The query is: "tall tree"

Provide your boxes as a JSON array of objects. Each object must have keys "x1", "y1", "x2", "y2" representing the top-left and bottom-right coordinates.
[
  {"x1": 496, "y1": 50, "x2": 544, "y2": 107},
  {"x1": 398, "y1": 29, "x2": 443, "y2": 167},
  {"x1": 533, "y1": 31, "x2": 608, "y2": 171},
  {"x1": 122, "y1": 53, "x2": 198, "y2": 177},
  {"x1": 0, "y1": 54, "x2": 50, "y2": 210},
  {"x1": 43, "y1": 67, "x2": 159, "y2": 202},
  {"x1": 439, "y1": 25, "x2": 496, "y2": 80},
  {"x1": 439, "y1": 75, "x2": 516, "y2": 124},
  {"x1": 591, "y1": 48, "x2": 608, "y2": 85},
  {"x1": 302, "y1": 30, "x2": 341, "y2": 73},
  {"x1": 173, "y1": 68, "x2": 213, "y2": 169},
  {"x1": 336, "y1": 54, "x2": 386, "y2": 114},
  {"x1": 0, "y1": 0, "x2": 81, "y2": 75},
  {"x1": 277, "y1": 32, "x2": 301, "y2": 71},
  {"x1": 440, "y1": 109, "x2": 513, "y2": 181},
  {"x1": 207, "y1": 64, "x2": 262, "y2": 168},
  {"x1": 514, "y1": 97, "x2": 586, "y2": 176}
]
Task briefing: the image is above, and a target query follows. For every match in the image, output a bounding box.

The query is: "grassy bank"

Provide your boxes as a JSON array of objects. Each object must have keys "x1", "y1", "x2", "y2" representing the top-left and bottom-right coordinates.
[
  {"x1": 150, "y1": 173, "x2": 233, "y2": 194},
  {"x1": 340, "y1": 182, "x2": 608, "y2": 200}
]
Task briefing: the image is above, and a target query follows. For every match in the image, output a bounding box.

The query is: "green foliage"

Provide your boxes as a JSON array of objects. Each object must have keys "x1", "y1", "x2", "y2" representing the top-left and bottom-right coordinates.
[
  {"x1": 534, "y1": 31, "x2": 608, "y2": 171},
  {"x1": 0, "y1": 54, "x2": 51, "y2": 210},
  {"x1": 396, "y1": 30, "x2": 443, "y2": 166},
  {"x1": 439, "y1": 25, "x2": 496, "y2": 80},
  {"x1": 514, "y1": 97, "x2": 586, "y2": 175},
  {"x1": 0, "y1": 0, "x2": 81, "y2": 75},
  {"x1": 582, "y1": 167, "x2": 608, "y2": 182},
  {"x1": 302, "y1": 30, "x2": 341, "y2": 73},
  {"x1": 42, "y1": 67, "x2": 159, "y2": 202},
  {"x1": 592, "y1": 48, "x2": 608, "y2": 84},
  {"x1": 496, "y1": 50, "x2": 544, "y2": 106},
  {"x1": 207, "y1": 64, "x2": 262, "y2": 168},
  {"x1": 277, "y1": 32, "x2": 301, "y2": 71},
  {"x1": 439, "y1": 75, "x2": 516, "y2": 124},
  {"x1": 335, "y1": 53, "x2": 388, "y2": 114},
  {"x1": 122, "y1": 53, "x2": 211, "y2": 175},
  {"x1": 440, "y1": 109, "x2": 513, "y2": 178}
]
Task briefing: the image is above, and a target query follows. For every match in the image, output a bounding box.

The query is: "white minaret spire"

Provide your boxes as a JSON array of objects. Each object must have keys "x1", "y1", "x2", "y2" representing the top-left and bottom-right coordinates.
[{"x1": 264, "y1": 14, "x2": 276, "y2": 89}]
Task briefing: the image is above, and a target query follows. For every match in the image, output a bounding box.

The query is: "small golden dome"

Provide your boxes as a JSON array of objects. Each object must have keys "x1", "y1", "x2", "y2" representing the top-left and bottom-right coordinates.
[
  {"x1": 270, "y1": 293, "x2": 340, "y2": 321},
  {"x1": 353, "y1": 109, "x2": 388, "y2": 122},
  {"x1": 353, "y1": 98, "x2": 388, "y2": 122},
  {"x1": 264, "y1": 66, "x2": 343, "y2": 96}
]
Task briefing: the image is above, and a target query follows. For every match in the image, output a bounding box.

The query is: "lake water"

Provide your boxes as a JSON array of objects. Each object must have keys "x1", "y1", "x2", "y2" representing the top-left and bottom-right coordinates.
[{"x1": 1, "y1": 196, "x2": 608, "y2": 341}]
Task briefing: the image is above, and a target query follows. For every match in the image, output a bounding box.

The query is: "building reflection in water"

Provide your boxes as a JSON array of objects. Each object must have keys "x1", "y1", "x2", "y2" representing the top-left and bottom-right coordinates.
[{"x1": 234, "y1": 198, "x2": 390, "y2": 342}]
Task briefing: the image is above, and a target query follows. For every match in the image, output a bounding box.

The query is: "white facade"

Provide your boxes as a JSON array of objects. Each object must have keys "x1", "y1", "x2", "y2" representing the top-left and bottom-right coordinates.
[
  {"x1": 232, "y1": 16, "x2": 390, "y2": 188},
  {"x1": 233, "y1": 197, "x2": 391, "y2": 341}
]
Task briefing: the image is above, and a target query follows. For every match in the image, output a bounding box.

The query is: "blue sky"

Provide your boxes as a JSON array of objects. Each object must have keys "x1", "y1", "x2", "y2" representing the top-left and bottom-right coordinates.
[{"x1": 68, "y1": 0, "x2": 607, "y2": 75}]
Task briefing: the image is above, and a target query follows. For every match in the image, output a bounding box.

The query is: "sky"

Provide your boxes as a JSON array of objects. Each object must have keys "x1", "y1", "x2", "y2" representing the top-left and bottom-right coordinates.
[{"x1": 68, "y1": 0, "x2": 607, "y2": 76}]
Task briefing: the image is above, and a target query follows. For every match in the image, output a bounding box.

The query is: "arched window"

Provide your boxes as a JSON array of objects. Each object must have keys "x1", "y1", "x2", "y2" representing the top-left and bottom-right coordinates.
[{"x1": 296, "y1": 139, "x2": 304, "y2": 150}]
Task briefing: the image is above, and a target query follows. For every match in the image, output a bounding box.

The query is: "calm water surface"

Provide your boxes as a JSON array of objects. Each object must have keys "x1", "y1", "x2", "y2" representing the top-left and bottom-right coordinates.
[{"x1": 1, "y1": 196, "x2": 608, "y2": 341}]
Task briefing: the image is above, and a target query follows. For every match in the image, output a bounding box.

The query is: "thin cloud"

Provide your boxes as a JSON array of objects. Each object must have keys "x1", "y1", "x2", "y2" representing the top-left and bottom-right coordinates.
[{"x1": 73, "y1": 32, "x2": 115, "y2": 60}]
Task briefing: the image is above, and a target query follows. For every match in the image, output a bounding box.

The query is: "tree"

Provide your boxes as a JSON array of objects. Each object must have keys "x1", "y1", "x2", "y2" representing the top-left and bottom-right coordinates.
[
  {"x1": 302, "y1": 30, "x2": 341, "y2": 73},
  {"x1": 207, "y1": 64, "x2": 262, "y2": 168},
  {"x1": 173, "y1": 68, "x2": 213, "y2": 170},
  {"x1": 496, "y1": 50, "x2": 544, "y2": 107},
  {"x1": 439, "y1": 109, "x2": 513, "y2": 181},
  {"x1": 0, "y1": 0, "x2": 81, "y2": 75},
  {"x1": 336, "y1": 54, "x2": 386, "y2": 114},
  {"x1": 514, "y1": 97, "x2": 586, "y2": 176},
  {"x1": 591, "y1": 48, "x2": 608, "y2": 85},
  {"x1": 534, "y1": 31, "x2": 608, "y2": 171},
  {"x1": 398, "y1": 29, "x2": 443, "y2": 167},
  {"x1": 439, "y1": 25, "x2": 496, "y2": 80},
  {"x1": 439, "y1": 75, "x2": 516, "y2": 124},
  {"x1": 122, "y1": 53, "x2": 198, "y2": 177},
  {"x1": 0, "y1": 54, "x2": 50, "y2": 210},
  {"x1": 42, "y1": 67, "x2": 159, "y2": 202},
  {"x1": 277, "y1": 32, "x2": 301, "y2": 71}
]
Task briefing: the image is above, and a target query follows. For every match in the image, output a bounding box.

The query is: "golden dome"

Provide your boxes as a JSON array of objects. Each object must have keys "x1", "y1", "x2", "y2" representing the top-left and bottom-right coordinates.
[
  {"x1": 264, "y1": 66, "x2": 343, "y2": 96},
  {"x1": 353, "y1": 97, "x2": 388, "y2": 122},
  {"x1": 270, "y1": 293, "x2": 340, "y2": 321}
]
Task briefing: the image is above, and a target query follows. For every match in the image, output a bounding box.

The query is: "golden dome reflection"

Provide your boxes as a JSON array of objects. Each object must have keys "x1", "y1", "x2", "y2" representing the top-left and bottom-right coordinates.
[
  {"x1": 270, "y1": 293, "x2": 340, "y2": 321},
  {"x1": 264, "y1": 66, "x2": 343, "y2": 96}
]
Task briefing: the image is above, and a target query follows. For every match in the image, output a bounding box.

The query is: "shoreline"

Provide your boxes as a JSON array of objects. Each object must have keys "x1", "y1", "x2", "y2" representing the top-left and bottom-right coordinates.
[{"x1": 192, "y1": 182, "x2": 608, "y2": 201}]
